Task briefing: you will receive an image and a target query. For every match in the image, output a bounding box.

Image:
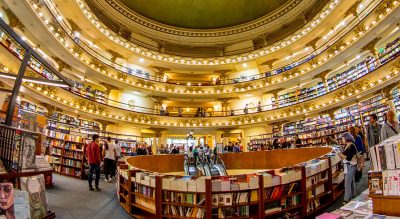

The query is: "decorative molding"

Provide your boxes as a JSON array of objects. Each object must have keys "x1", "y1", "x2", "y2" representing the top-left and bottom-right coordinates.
[
  {"x1": 2, "y1": 7, "x2": 25, "y2": 30},
  {"x1": 361, "y1": 37, "x2": 382, "y2": 53},
  {"x1": 106, "y1": 49, "x2": 124, "y2": 62},
  {"x1": 66, "y1": 18, "x2": 82, "y2": 33},
  {"x1": 52, "y1": 56, "x2": 72, "y2": 72},
  {"x1": 261, "y1": 58, "x2": 279, "y2": 68},
  {"x1": 75, "y1": 0, "x2": 341, "y2": 64}
]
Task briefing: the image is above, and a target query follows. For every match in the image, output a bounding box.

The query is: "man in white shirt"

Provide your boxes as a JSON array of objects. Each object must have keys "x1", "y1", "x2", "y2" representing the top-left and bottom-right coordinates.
[
  {"x1": 115, "y1": 140, "x2": 122, "y2": 160},
  {"x1": 103, "y1": 137, "x2": 116, "y2": 183},
  {"x1": 381, "y1": 110, "x2": 400, "y2": 141}
]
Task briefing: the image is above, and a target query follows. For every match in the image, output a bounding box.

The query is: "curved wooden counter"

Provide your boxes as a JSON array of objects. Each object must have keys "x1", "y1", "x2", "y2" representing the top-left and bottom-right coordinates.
[
  {"x1": 125, "y1": 147, "x2": 332, "y2": 173},
  {"x1": 119, "y1": 147, "x2": 343, "y2": 219}
]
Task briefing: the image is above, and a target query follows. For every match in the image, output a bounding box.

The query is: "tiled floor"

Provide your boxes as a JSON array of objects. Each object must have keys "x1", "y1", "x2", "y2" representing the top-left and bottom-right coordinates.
[{"x1": 46, "y1": 174, "x2": 130, "y2": 219}]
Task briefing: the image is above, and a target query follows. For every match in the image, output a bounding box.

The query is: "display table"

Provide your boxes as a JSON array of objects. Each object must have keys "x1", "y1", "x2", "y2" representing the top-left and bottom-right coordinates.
[{"x1": 117, "y1": 147, "x2": 345, "y2": 218}]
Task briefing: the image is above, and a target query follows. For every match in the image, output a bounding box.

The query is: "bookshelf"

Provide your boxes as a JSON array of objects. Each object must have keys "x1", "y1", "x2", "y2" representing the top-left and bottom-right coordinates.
[
  {"x1": 46, "y1": 129, "x2": 87, "y2": 179},
  {"x1": 117, "y1": 148, "x2": 344, "y2": 218},
  {"x1": 277, "y1": 82, "x2": 327, "y2": 108}
]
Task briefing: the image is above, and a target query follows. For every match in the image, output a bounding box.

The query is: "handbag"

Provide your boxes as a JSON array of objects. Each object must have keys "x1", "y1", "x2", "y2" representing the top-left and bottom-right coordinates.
[{"x1": 352, "y1": 143, "x2": 365, "y2": 171}]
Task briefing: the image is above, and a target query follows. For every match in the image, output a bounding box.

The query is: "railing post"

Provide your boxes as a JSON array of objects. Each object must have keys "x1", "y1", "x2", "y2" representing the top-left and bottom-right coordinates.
[{"x1": 5, "y1": 49, "x2": 32, "y2": 126}]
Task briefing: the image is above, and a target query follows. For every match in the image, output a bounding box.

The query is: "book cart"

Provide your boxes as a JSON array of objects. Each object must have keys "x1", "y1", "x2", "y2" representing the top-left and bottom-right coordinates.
[{"x1": 117, "y1": 147, "x2": 344, "y2": 218}]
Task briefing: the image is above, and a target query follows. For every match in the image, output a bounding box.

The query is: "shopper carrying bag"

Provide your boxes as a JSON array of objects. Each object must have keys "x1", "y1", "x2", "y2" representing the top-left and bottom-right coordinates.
[{"x1": 339, "y1": 132, "x2": 358, "y2": 204}]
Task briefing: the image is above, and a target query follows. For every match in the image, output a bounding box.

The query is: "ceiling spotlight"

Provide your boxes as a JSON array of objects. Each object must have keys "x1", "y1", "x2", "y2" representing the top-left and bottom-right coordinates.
[
  {"x1": 139, "y1": 58, "x2": 144, "y2": 63},
  {"x1": 242, "y1": 63, "x2": 248, "y2": 67}
]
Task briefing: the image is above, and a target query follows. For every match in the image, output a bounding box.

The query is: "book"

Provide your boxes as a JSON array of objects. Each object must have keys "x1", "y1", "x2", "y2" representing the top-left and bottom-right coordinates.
[
  {"x1": 376, "y1": 144, "x2": 387, "y2": 171},
  {"x1": 368, "y1": 171, "x2": 383, "y2": 195},
  {"x1": 13, "y1": 189, "x2": 31, "y2": 219},
  {"x1": 316, "y1": 212, "x2": 342, "y2": 219},
  {"x1": 393, "y1": 143, "x2": 400, "y2": 169},
  {"x1": 384, "y1": 144, "x2": 396, "y2": 169},
  {"x1": 370, "y1": 146, "x2": 378, "y2": 171},
  {"x1": 20, "y1": 174, "x2": 48, "y2": 219}
]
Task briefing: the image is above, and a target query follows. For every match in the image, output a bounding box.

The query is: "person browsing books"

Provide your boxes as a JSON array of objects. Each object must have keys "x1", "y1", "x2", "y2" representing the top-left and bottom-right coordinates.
[
  {"x1": 103, "y1": 137, "x2": 117, "y2": 183},
  {"x1": 381, "y1": 110, "x2": 399, "y2": 141},
  {"x1": 366, "y1": 114, "x2": 382, "y2": 147},
  {"x1": 85, "y1": 134, "x2": 102, "y2": 191},
  {"x1": 294, "y1": 134, "x2": 302, "y2": 148},
  {"x1": 338, "y1": 132, "x2": 358, "y2": 204}
]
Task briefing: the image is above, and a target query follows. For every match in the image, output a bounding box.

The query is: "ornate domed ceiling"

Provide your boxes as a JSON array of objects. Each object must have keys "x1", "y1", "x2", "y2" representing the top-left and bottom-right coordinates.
[
  {"x1": 117, "y1": 0, "x2": 289, "y2": 29},
  {"x1": 85, "y1": 0, "x2": 328, "y2": 57}
]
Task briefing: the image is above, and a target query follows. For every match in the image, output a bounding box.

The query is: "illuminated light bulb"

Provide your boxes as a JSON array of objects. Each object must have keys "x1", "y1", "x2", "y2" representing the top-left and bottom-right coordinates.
[{"x1": 43, "y1": 90, "x2": 48, "y2": 95}]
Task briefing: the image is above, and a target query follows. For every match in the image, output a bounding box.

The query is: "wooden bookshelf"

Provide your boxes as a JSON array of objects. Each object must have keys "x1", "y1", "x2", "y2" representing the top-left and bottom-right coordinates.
[
  {"x1": 117, "y1": 148, "x2": 344, "y2": 218},
  {"x1": 46, "y1": 130, "x2": 87, "y2": 179}
]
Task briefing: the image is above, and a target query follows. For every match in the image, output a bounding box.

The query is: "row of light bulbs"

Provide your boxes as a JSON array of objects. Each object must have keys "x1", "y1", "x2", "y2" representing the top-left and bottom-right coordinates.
[
  {"x1": 28, "y1": 0, "x2": 394, "y2": 96},
  {"x1": 26, "y1": 66, "x2": 400, "y2": 127},
  {"x1": 74, "y1": 0, "x2": 342, "y2": 65}
]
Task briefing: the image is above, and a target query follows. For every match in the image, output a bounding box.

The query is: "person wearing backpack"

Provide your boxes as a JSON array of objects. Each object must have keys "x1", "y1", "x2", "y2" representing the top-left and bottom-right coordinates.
[
  {"x1": 339, "y1": 132, "x2": 358, "y2": 204},
  {"x1": 381, "y1": 110, "x2": 399, "y2": 141}
]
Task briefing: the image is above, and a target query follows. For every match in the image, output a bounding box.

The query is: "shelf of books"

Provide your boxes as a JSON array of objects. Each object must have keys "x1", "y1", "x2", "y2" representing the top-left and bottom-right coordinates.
[
  {"x1": 368, "y1": 133, "x2": 400, "y2": 216},
  {"x1": 117, "y1": 149, "x2": 344, "y2": 218},
  {"x1": 392, "y1": 88, "x2": 400, "y2": 117},
  {"x1": 46, "y1": 129, "x2": 87, "y2": 179},
  {"x1": 118, "y1": 140, "x2": 137, "y2": 156},
  {"x1": 359, "y1": 94, "x2": 389, "y2": 126}
]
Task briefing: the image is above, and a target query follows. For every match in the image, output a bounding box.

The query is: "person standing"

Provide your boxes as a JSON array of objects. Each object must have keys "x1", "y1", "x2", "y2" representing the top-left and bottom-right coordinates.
[
  {"x1": 257, "y1": 101, "x2": 262, "y2": 112},
  {"x1": 272, "y1": 138, "x2": 280, "y2": 149},
  {"x1": 115, "y1": 140, "x2": 121, "y2": 161},
  {"x1": 193, "y1": 146, "x2": 199, "y2": 166},
  {"x1": 381, "y1": 110, "x2": 399, "y2": 141},
  {"x1": 86, "y1": 134, "x2": 101, "y2": 191},
  {"x1": 339, "y1": 132, "x2": 358, "y2": 204},
  {"x1": 281, "y1": 138, "x2": 291, "y2": 149},
  {"x1": 213, "y1": 145, "x2": 218, "y2": 163},
  {"x1": 244, "y1": 104, "x2": 249, "y2": 114},
  {"x1": 348, "y1": 126, "x2": 364, "y2": 182},
  {"x1": 366, "y1": 114, "x2": 382, "y2": 159},
  {"x1": 178, "y1": 107, "x2": 183, "y2": 117},
  {"x1": 103, "y1": 137, "x2": 116, "y2": 183},
  {"x1": 326, "y1": 135, "x2": 339, "y2": 145},
  {"x1": 294, "y1": 134, "x2": 302, "y2": 148}
]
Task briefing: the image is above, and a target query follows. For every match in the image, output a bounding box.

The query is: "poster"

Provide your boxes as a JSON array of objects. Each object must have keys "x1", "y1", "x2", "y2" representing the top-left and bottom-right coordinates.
[
  {"x1": 20, "y1": 175, "x2": 47, "y2": 219},
  {"x1": 0, "y1": 181, "x2": 30, "y2": 219}
]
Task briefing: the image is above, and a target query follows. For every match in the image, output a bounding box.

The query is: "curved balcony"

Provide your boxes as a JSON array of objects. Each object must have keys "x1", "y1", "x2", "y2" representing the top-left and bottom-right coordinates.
[
  {"x1": 1, "y1": 21, "x2": 399, "y2": 120},
  {"x1": 28, "y1": 0, "x2": 388, "y2": 88},
  {"x1": 21, "y1": 55, "x2": 400, "y2": 128},
  {"x1": 2, "y1": 25, "x2": 399, "y2": 129}
]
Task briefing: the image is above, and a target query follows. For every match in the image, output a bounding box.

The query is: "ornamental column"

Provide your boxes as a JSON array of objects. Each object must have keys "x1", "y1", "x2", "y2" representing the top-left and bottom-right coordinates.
[{"x1": 361, "y1": 37, "x2": 382, "y2": 68}]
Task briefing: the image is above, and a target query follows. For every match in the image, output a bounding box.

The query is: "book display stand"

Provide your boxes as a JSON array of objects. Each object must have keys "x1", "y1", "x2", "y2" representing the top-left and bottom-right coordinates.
[
  {"x1": 368, "y1": 134, "x2": 400, "y2": 216},
  {"x1": 117, "y1": 147, "x2": 345, "y2": 218}
]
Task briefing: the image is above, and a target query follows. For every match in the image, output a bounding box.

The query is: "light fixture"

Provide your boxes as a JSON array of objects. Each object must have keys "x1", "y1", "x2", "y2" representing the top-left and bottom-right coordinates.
[
  {"x1": 0, "y1": 72, "x2": 69, "y2": 87},
  {"x1": 139, "y1": 58, "x2": 144, "y2": 63},
  {"x1": 242, "y1": 63, "x2": 248, "y2": 67}
]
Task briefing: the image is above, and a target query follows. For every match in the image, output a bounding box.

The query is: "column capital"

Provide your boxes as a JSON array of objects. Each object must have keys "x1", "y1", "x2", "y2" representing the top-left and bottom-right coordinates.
[
  {"x1": 305, "y1": 37, "x2": 321, "y2": 51},
  {"x1": 360, "y1": 37, "x2": 382, "y2": 54},
  {"x1": 106, "y1": 50, "x2": 124, "y2": 62},
  {"x1": 94, "y1": 119, "x2": 115, "y2": 132},
  {"x1": 261, "y1": 58, "x2": 278, "y2": 69},
  {"x1": 313, "y1": 69, "x2": 331, "y2": 80},
  {"x1": 66, "y1": 18, "x2": 82, "y2": 33},
  {"x1": 52, "y1": 56, "x2": 72, "y2": 72}
]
